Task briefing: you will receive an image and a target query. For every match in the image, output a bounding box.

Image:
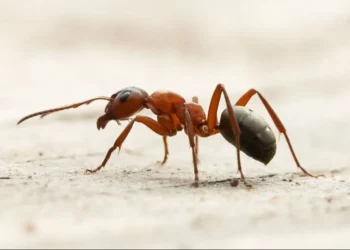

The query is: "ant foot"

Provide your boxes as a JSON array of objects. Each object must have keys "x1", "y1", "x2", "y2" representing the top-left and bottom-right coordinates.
[
  {"x1": 84, "y1": 169, "x2": 96, "y2": 175},
  {"x1": 231, "y1": 179, "x2": 239, "y2": 187},
  {"x1": 302, "y1": 172, "x2": 326, "y2": 179},
  {"x1": 191, "y1": 179, "x2": 199, "y2": 188},
  {"x1": 84, "y1": 166, "x2": 103, "y2": 175},
  {"x1": 156, "y1": 159, "x2": 167, "y2": 166},
  {"x1": 156, "y1": 154, "x2": 168, "y2": 167},
  {"x1": 231, "y1": 178, "x2": 253, "y2": 190},
  {"x1": 244, "y1": 182, "x2": 253, "y2": 190}
]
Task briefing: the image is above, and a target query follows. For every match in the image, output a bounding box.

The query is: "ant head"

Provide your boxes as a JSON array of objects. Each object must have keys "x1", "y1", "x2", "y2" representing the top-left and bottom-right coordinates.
[{"x1": 97, "y1": 87, "x2": 149, "y2": 130}]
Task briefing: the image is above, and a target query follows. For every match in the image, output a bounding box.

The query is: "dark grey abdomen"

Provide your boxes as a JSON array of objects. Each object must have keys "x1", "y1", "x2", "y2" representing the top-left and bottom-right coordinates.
[{"x1": 219, "y1": 106, "x2": 277, "y2": 165}]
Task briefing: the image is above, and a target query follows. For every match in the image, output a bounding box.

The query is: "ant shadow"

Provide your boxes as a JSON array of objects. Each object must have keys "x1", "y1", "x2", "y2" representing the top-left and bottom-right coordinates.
[
  {"x1": 140, "y1": 168, "x2": 334, "y2": 190},
  {"x1": 135, "y1": 169, "x2": 281, "y2": 190}
]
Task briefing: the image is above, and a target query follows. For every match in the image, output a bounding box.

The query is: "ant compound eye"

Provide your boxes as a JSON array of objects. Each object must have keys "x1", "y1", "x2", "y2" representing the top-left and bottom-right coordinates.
[{"x1": 119, "y1": 91, "x2": 130, "y2": 103}]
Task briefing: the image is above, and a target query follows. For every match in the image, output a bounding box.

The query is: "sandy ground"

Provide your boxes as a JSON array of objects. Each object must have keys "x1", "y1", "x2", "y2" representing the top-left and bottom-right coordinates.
[{"x1": 1, "y1": 1, "x2": 350, "y2": 248}]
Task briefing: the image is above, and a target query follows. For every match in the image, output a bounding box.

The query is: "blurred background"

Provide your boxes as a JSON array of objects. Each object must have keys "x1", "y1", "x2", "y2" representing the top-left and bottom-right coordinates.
[
  {"x1": 2, "y1": 0, "x2": 350, "y2": 172},
  {"x1": 1, "y1": 0, "x2": 350, "y2": 248}
]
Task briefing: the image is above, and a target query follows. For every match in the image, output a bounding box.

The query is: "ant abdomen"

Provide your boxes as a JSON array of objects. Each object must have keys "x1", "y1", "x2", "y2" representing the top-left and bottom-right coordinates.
[{"x1": 219, "y1": 106, "x2": 276, "y2": 165}]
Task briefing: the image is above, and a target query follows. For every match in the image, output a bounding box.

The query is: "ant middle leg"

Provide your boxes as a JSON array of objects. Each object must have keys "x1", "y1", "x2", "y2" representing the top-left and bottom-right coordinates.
[
  {"x1": 192, "y1": 96, "x2": 199, "y2": 163},
  {"x1": 184, "y1": 106, "x2": 199, "y2": 187}
]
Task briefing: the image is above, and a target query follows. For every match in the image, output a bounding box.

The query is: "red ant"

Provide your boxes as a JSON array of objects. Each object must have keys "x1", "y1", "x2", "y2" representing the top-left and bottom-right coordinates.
[{"x1": 17, "y1": 84, "x2": 323, "y2": 188}]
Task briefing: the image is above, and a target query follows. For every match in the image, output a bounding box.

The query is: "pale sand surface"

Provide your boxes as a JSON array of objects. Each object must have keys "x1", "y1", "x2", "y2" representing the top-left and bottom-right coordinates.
[{"x1": 1, "y1": 1, "x2": 350, "y2": 248}]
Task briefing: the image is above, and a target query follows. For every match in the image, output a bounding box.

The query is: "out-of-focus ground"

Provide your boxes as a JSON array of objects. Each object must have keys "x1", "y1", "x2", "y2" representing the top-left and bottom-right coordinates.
[{"x1": 1, "y1": 1, "x2": 350, "y2": 248}]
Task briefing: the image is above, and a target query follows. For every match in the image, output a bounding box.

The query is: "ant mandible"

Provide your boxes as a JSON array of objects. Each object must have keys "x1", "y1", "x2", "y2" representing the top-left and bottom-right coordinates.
[{"x1": 17, "y1": 84, "x2": 323, "y2": 188}]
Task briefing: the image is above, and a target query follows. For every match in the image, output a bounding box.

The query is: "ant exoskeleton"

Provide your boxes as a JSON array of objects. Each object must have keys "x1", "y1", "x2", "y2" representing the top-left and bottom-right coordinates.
[{"x1": 17, "y1": 84, "x2": 324, "y2": 188}]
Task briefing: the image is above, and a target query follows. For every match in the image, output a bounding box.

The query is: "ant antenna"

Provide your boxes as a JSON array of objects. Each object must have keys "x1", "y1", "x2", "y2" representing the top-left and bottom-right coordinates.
[{"x1": 17, "y1": 96, "x2": 113, "y2": 125}]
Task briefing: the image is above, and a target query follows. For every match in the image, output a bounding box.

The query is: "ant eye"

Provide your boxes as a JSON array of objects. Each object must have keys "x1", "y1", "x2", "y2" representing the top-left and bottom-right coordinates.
[{"x1": 119, "y1": 91, "x2": 130, "y2": 103}]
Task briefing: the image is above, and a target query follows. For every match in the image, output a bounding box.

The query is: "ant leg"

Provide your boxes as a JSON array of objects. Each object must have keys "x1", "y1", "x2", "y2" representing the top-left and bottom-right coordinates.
[
  {"x1": 192, "y1": 96, "x2": 199, "y2": 163},
  {"x1": 157, "y1": 135, "x2": 169, "y2": 165},
  {"x1": 85, "y1": 116, "x2": 171, "y2": 174},
  {"x1": 156, "y1": 114, "x2": 181, "y2": 166},
  {"x1": 184, "y1": 106, "x2": 199, "y2": 187},
  {"x1": 235, "y1": 88, "x2": 324, "y2": 178},
  {"x1": 206, "y1": 84, "x2": 252, "y2": 188}
]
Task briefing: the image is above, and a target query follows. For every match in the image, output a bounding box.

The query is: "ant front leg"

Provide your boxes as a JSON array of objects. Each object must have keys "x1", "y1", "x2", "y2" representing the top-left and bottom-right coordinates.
[
  {"x1": 207, "y1": 84, "x2": 252, "y2": 188},
  {"x1": 235, "y1": 89, "x2": 324, "y2": 178},
  {"x1": 84, "y1": 116, "x2": 173, "y2": 174}
]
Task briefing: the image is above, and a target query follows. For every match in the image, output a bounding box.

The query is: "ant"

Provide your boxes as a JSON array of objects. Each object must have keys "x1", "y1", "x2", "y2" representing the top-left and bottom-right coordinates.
[{"x1": 17, "y1": 84, "x2": 323, "y2": 188}]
